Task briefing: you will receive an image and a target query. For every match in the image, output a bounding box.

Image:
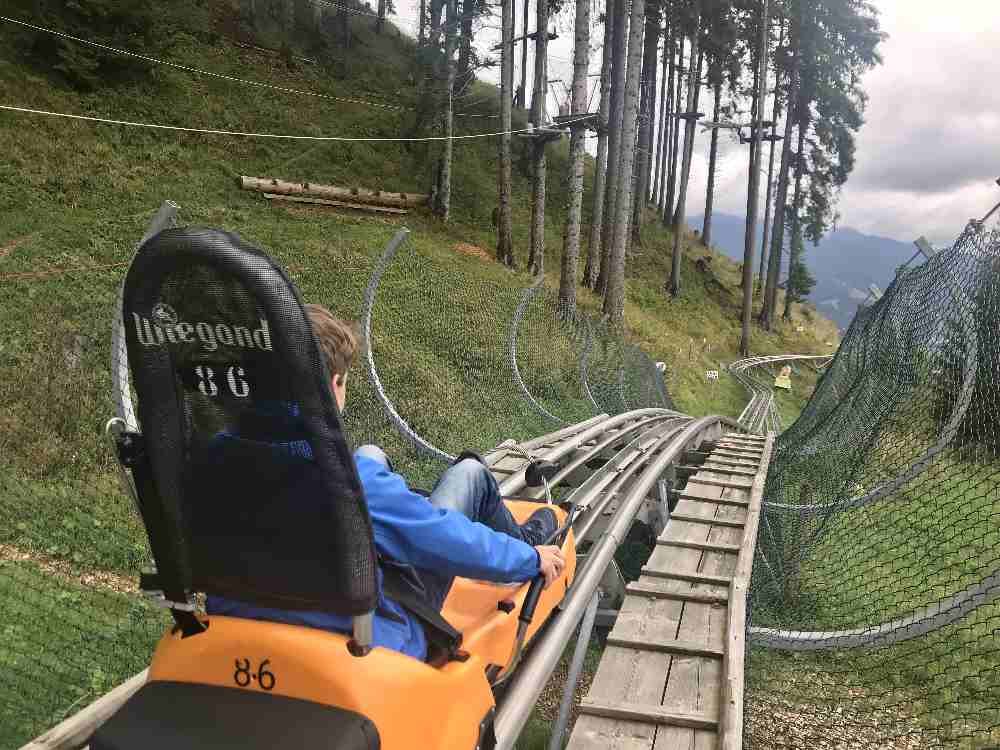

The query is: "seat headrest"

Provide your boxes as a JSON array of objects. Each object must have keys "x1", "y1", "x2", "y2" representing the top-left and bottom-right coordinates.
[{"x1": 122, "y1": 227, "x2": 377, "y2": 615}]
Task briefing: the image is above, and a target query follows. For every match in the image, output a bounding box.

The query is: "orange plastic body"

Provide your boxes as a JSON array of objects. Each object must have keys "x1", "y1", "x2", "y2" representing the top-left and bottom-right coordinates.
[{"x1": 146, "y1": 501, "x2": 575, "y2": 750}]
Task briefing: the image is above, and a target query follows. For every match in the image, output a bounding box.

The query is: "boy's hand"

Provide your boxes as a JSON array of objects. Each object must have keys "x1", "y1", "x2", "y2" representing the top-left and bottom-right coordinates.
[{"x1": 535, "y1": 545, "x2": 566, "y2": 588}]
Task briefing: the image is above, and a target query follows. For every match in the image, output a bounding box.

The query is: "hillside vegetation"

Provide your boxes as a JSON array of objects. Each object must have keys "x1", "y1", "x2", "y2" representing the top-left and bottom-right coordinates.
[
  {"x1": 0, "y1": 0, "x2": 837, "y2": 416},
  {"x1": 0, "y1": 2, "x2": 838, "y2": 743}
]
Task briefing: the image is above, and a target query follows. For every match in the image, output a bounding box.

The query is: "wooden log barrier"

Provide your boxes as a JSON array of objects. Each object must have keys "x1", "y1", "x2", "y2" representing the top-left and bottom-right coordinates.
[{"x1": 239, "y1": 175, "x2": 429, "y2": 208}]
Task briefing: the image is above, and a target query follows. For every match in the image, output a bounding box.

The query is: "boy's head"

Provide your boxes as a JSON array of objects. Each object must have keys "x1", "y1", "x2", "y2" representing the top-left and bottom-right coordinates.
[{"x1": 305, "y1": 304, "x2": 357, "y2": 412}]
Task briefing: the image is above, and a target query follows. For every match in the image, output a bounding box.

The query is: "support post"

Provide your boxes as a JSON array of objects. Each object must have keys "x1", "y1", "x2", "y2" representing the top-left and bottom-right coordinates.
[{"x1": 547, "y1": 591, "x2": 600, "y2": 750}]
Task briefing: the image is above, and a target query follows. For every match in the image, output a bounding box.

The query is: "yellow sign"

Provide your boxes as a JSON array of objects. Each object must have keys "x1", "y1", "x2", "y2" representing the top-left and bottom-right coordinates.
[{"x1": 774, "y1": 365, "x2": 792, "y2": 391}]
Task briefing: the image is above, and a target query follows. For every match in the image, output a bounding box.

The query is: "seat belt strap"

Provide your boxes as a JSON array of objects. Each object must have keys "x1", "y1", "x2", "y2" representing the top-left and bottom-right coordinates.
[{"x1": 379, "y1": 562, "x2": 463, "y2": 658}]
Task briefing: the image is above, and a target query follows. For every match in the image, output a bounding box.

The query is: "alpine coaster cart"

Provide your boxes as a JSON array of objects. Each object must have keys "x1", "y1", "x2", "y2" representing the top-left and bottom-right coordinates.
[{"x1": 92, "y1": 227, "x2": 576, "y2": 750}]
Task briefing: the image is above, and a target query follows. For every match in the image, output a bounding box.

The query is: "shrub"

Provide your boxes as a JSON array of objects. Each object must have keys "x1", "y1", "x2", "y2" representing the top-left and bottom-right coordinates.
[{"x1": 17, "y1": 0, "x2": 212, "y2": 91}]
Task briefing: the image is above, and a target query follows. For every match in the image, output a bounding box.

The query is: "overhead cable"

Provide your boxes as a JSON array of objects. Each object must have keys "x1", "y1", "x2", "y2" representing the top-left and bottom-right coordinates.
[{"x1": 0, "y1": 104, "x2": 589, "y2": 141}]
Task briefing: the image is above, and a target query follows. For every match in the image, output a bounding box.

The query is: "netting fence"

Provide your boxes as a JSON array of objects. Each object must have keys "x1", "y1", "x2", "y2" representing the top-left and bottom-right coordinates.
[
  {"x1": 0, "y1": 206, "x2": 673, "y2": 746},
  {"x1": 745, "y1": 220, "x2": 1000, "y2": 749}
]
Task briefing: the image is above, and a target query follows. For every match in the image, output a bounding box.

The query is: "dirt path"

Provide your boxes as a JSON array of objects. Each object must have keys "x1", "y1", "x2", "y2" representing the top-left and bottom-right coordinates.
[
  {"x1": 0, "y1": 543, "x2": 137, "y2": 595},
  {"x1": 0, "y1": 235, "x2": 28, "y2": 260}
]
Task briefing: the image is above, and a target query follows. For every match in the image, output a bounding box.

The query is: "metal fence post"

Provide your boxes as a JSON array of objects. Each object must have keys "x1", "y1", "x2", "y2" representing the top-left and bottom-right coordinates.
[{"x1": 546, "y1": 590, "x2": 600, "y2": 750}]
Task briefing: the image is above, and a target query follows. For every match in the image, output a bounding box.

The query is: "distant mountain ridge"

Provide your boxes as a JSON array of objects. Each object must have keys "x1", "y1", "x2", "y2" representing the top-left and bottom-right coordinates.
[{"x1": 689, "y1": 213, "x2": 916, "y2": 329}]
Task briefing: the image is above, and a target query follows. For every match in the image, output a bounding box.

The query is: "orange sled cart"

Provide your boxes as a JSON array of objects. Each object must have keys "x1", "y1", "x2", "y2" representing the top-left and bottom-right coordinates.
[{"x1": 91, "y1": 228, "x2": 575, "y2": 750}]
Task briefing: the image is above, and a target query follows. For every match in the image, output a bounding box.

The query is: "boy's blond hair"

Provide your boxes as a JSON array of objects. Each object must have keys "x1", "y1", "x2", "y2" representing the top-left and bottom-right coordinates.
[{"x1": 306, "y1": 304, "x2": 358, "y2": 379}]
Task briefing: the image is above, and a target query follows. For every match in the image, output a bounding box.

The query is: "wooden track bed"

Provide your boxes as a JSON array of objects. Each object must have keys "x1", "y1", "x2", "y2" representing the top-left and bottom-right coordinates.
[{"x1": 568, "y1": 433, "x2": 774, "y2": 750}]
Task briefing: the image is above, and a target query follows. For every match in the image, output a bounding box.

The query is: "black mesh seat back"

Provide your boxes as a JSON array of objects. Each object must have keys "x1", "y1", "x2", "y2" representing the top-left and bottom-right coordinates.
[{"x1": 123, "y1": 227, "x2": 377, "y2": 614}]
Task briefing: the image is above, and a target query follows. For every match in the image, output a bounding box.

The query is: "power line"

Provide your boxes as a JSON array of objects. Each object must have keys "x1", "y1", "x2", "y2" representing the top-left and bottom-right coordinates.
[{"x1": 0, "y1": 104, "x2": 589, "y2": 141}]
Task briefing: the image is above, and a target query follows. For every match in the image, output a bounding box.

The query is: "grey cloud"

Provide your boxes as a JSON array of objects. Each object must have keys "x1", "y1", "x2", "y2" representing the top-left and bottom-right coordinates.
[{"x1": 848, "y1": 29, "x2": 1000, "y2": 195}]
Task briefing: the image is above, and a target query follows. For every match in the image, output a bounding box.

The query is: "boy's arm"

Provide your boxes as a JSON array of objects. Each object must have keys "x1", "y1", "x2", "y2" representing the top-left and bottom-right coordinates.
[{"x1": 358, "y1": 457, "x2": 541, "y2": 583}]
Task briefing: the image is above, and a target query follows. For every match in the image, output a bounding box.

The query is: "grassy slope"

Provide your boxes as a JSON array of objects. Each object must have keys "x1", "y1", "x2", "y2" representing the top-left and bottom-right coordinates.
[
  {"x1": 748, "y1": 440, "x2": 1000, "y2": 748},
  {"x1": 0, "y1": 1, "x2": 838, "y2": 743},
  {"x1": 0, "y1": 0, "x2": 838, "y2": 420}
]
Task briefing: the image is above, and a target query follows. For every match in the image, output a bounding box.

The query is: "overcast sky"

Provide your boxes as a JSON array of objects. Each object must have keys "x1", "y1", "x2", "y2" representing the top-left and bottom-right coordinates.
[{"x1": 394, "y1": 0, "x2": 999, "y2": 244}]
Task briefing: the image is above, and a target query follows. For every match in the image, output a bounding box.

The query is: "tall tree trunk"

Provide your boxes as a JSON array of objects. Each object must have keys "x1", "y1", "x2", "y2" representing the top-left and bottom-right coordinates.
[
  {"x1": 631, "y1": 0, "x2": 661, "y2": 247},
  {"x1": 338, "y1": 6, "x2": 350, "y2": 48},
  {"x1": 658, "y1": 21, "x2": 675, "y2": 214},
  {"x1": 702, "y1": 81, "x2": 722, "y2": 247},
  {"x1": 518, "y1": 0, "x2": 529, "y2": 109},
  {"x1": 435, "y1": 0, "x2": 457, "y2": 220},
  {"x1": 783, "y1": 112, "x2": 808, "y2": 320},
  {"x1": 457, "y1": 0, "x2": 475, "y2": 78},
  {"x1": 759, "y1": 19, "x2": 786, "y2": 291},
  {"x1": 761, "y1": 10, "x2": 799, "y2": 330},
  {"x1": 652, "y1": 17, "x2": 669, "y2": 205},
  {"x1": 604, "y1": 0, "x2": 646, "y2": 324},
  {"x1": 758, "y1": 131, "x2": 777, "y2": 289},
  {"x1": 429, "y1": 0, "x2": 444, "y2": 48},
  {"x1": 419, "y1": 0, "x2": 426, "y2": 44},
  {"x1": 642, "y1": 6, "x2": 661, "y2": 200},
  {"x1": 664, "y1": 36, "x2": 684, "y2": 223},
  {"x1": 558, "y1": 0, "x2": 592, "y2": 312},
  {"x1": 667, "y1": 4, "x2": 701, "y2": 298},
  {"x1": 496, "y1": 0, "x2": 515, "y2": 267},
  {"x1": 584, "y1": 7, "x2": 614, "y2": 289},
  {"x1": 690, "y1": 50, "x2": 704, "y2": 138},
  {"x1": 744, "y1": 49, "x2": 761, "y2": 281},
  {"x1": 377, "y1": 0, "x2": 386, "y2": 33},
  {"x1": 742, "y1": 0, "x2": 771, "y2": 352},
  {"x1": 596, "y1": 0, "x2": 628, "y2": 295},
  {"x1": 527, "y1": 0, "x2": 549, "y2": 276}
]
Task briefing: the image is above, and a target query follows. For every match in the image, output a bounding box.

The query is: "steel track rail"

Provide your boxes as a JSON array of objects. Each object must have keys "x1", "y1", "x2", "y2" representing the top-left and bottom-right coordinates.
[
  {"x1": 569, "y1": 419, "x2": 692, "y2": 542},
  {"x1": 482, "y1": 413, "x2": 611, "y2": 468},
  {"x1": 729, "y1": 354, "x2": 832, "y2": 434},
  {"x1": 514, "y1": 414, "x2": 677, "y2": 501},
  {"x1": 498, "y1": 409, "x2": 676, "y2": 496},
  {"x1": 493, "y1": 416, "x2": 733, "y2": 750}
]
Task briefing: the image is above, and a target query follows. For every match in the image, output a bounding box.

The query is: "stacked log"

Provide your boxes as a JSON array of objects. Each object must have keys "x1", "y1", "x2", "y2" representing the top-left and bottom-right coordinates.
[{"x1": 239, "y1": 176, "x2": 428, "y2": 208}]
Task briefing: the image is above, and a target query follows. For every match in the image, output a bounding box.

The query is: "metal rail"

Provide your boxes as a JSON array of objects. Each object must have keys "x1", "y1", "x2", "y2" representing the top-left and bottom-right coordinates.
[
  {"x1": 728, "y1": 354, "x2": 833, "y2": 435},
  {"x1": 494, "y1": 416, "x2": 736, "y2": 749},
  {"x1": 750, "y1": 570, "x2": 1000, "y2": 651},
  {"x1": 111, "y1": 200, "x2": 179, "y2": 430},
  {"x1": 361, "y1": 228, "x2": 456, "y2": 464},
  {"x1": 498, "y1": 409, "x2": 677, "y2": 496},
  {"x1": 578, "y1": 320, "x2": 601, "y2": 412},
  {"x1": 508, "y1": 277, "x2": 569, "y2": 426}
]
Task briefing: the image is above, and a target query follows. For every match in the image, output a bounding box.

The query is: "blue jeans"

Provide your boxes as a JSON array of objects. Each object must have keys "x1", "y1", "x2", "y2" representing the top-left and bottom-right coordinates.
[{"x1": 356, "y1": 445, "x2": 526, "y2": 610}]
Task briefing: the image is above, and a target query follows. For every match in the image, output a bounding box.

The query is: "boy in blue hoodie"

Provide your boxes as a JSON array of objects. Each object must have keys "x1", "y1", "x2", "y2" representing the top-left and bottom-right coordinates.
[{"x1": 208, "y1": 305, "x2": 564, "y2": 661}]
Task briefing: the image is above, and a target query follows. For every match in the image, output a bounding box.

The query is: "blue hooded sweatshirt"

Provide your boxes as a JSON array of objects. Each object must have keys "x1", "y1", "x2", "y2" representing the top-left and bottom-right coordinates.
[{"x1": 207, "y1": 449, "x2": 540, "y2": 661}]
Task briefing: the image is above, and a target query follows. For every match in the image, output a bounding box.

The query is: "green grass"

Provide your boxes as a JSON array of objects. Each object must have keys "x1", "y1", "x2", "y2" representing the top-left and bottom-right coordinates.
[
  {"x1": 0, "y1": 1, "x2": 836, "y2": 743},
  {"x1": 0, "y1": 559, "x2": 166, "y2": 749},
  {"x1": 748, "y1": 434, "x2": 1000, "y2": 747}
]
